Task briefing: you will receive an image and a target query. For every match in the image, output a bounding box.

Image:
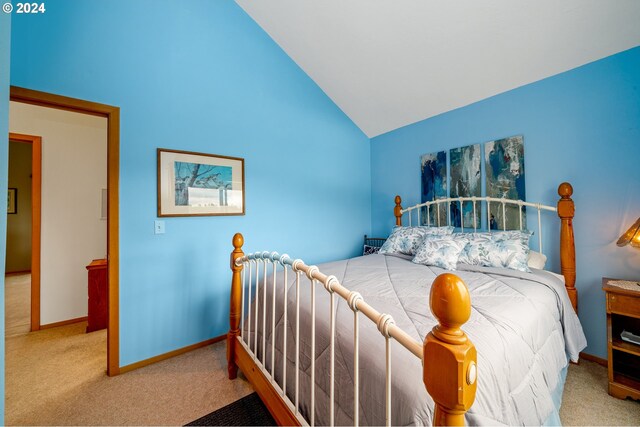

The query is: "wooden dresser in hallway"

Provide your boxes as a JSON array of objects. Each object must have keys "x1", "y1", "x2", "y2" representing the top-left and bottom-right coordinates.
[{"x1": 86, "y1": 259, "x2": 107, "y2": 333}]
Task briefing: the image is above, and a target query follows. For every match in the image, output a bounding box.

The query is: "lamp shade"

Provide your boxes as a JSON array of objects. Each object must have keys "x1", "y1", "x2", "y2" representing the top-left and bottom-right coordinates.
[{"x1": 617, "y1": 217, "x2": 640, "y2": 248}]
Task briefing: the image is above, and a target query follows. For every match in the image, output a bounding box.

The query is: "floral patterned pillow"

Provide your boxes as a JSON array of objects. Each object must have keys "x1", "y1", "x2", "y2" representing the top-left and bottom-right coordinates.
[
  {"x1": 379, "y1": 226, "x2": 454, "y2": 256},
  {"x1": 457, "y1": 230, "x2": 532, "y2": 272},
  {"x1": 456, "y1": 230, "x2": 531, "y2": 243},
  {"x1": 411, "y1": 236, "x2": 468, "y2": 270},
  {"x1": 363, "y1": 244, "x2": 381, "y2": 255}
]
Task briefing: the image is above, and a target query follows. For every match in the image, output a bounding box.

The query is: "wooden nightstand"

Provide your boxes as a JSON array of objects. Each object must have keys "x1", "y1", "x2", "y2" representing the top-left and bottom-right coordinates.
[{"x1": 602, "y1": 278, "x2": 640, "y2": 400}]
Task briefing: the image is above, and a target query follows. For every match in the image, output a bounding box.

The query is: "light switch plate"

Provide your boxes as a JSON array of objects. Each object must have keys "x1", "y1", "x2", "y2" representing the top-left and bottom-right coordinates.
[{"x1": 154, "y1": 220, "x2": 165, "y2": 234}]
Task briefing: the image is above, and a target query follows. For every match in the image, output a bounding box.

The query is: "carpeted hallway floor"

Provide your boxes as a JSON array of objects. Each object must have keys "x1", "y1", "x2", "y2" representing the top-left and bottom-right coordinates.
[
  {"x1": 5, "y1": 273, "x2": 640, "y2": 425},
  {"x1": 5, "y1": 274, "x2": 253, "y2": 425}
]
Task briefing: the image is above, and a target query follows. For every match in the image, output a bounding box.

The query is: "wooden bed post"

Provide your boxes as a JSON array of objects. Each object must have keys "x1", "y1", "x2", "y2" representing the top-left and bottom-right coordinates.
[
  {"x1": 424, "y1": 273, "x2": 477, "y2": 426},
  {"x1": 557, "y1": 183, "x2": 578, "y2": 313},
  {"x1": 227, "y1": 232, "x2": 244, "y2": 379},
  {"x1": 395, "y1": 195, "x2": 403, "y2": 226}
]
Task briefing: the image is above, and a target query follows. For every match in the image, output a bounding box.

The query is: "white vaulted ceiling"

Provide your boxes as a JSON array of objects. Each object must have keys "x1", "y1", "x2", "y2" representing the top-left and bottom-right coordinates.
[{"x1": 236, "y1": 0, "x2": 640, "y2": 137}]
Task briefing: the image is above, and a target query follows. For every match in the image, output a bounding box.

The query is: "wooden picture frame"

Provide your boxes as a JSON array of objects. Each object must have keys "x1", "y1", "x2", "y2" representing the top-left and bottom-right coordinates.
[
  {"x1": 157, "y1": 148, "x2": 245, "y2": 217},
  {"x1": 7, "y1": 188, "x2": 17, "y2": 214}
]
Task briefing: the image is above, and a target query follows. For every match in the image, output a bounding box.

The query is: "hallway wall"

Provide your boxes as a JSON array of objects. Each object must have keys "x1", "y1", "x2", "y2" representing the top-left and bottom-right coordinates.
[{"x1": 9, "y1": 102, "x2": 107, "y2": 325}]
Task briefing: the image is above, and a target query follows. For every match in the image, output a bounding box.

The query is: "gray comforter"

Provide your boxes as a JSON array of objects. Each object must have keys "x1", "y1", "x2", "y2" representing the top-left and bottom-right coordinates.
[{"x1": 242, "y1": 253, "x2": 587, "y2": 426}]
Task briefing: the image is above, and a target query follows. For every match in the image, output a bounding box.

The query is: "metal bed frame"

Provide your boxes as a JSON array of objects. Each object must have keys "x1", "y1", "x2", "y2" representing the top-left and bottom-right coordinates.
[{"x1": 227, "y1": 182, "x2": 578, "y2": 426}]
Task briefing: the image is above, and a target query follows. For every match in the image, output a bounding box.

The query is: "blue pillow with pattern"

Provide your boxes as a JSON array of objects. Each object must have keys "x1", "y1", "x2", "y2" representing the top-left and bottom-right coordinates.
[
  {"x1": 457, "y1": 230, "x2": 532, "y2": 272},
  {"x1": 379, "y1": 226, "x2": 454, "y2": 256}
]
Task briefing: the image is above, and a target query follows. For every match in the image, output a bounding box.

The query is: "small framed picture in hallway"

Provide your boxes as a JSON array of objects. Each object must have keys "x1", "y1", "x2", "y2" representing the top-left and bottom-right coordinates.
[
  {"x1": 157, "y1": 149, "x2": 245, "y2": 217},
  {"x1": 7, "y1": 188, "x2": 17, "y2": 214}
]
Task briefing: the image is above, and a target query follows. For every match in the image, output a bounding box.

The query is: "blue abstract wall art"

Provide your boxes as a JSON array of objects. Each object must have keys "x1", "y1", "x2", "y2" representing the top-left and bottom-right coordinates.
[
  {"x1": 420, "y1": 151, "x2": 447, "y2": 226},
  {"x1": 450, "y1": 144, "x2": 481, "y2": 229},
  {"x1": 485, "y1": 135, "x2": 526, "y2": 230}
]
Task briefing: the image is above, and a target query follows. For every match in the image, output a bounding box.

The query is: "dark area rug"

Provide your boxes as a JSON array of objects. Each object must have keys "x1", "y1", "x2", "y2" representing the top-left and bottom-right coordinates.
[{"x1": 186, "y1": 392, "x2": 277, "y2": 426}]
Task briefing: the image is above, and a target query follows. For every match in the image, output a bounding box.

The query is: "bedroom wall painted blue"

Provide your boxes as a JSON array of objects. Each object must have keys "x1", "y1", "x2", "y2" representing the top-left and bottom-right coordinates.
[
  {"x1": 0, "y1": 9, "x2": 10, "y2": 419},
  {"x1": 371, "y1": 46, "x2": 640, "y2": 359},
  {"x1": 9, "y1": 0, "x2": 371, "y2": 366}
]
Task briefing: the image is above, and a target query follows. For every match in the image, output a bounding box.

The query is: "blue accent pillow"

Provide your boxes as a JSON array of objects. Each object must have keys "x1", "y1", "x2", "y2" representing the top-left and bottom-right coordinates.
[
  {"x1": 457, "y1": 230, "x2": 532, "y2": 272},
  {"x1": 412, "y1": 236, "x2": 468, "y2": 270}
]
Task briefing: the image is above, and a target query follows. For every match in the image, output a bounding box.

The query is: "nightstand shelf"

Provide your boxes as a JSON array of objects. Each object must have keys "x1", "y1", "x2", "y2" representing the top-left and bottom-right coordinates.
[
  {"x1": 612, "y1": 338, "x2": 640, "y2": 356},
  {"x1": 613, "y1": 372, "x2": 640, "y2": 393},
  {"x1": 603, "y1": 278, "x2": 640, "y2": 401}
]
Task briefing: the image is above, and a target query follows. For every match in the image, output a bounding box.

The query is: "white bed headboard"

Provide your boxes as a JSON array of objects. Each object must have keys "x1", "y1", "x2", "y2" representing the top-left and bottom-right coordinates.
[
  {"x1": 393, "y1": 182, "x2": 578, "y2": 313},
  {"x1": 398, "y1": 196, "x2": 557, "y2": 253}
]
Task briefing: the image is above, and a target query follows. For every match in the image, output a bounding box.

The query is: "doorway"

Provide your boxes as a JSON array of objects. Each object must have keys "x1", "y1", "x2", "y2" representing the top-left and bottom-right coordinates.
[
  {"x1": 9, "y1": 87, "x2": 120, "y2": 376},
  {"x1": 6, "y1": 133, "x2": 41, "y2": 334}
]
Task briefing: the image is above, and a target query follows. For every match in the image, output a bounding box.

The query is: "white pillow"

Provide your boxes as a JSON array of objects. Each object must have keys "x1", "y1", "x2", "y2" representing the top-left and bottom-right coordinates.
[
  {"x1": 527, "y1": 250, "x2": 547, "y2": 269},
  {"x1": 411, "y1": 236, "x2": 468, "y2": 270}
]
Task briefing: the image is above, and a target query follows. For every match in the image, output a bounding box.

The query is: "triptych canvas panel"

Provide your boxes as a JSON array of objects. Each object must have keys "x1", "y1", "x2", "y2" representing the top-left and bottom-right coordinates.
[
  {"x1": 485, "y1": 135, "x2": 526, "y2": 230},
  {"x1": 449, "y1": 144, "x2": 481, "y2": 229},
  {"x1": 420, "y1": 135, "x2": 526, "y2": 230},
  {"x1": 420, "y1": 151, "x2": 447, "y2": 226}
]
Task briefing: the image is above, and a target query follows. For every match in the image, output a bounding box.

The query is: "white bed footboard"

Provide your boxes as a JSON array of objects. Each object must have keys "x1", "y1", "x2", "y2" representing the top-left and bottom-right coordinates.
[{"x1": 227, "y1": 233, "x2": 478, "y2": 427}]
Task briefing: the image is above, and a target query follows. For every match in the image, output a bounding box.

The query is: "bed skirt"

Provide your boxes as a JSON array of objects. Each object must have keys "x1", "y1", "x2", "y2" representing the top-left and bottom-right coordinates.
[{"x1": 543, "y1": 360, "x2": 569, "y2": 426}]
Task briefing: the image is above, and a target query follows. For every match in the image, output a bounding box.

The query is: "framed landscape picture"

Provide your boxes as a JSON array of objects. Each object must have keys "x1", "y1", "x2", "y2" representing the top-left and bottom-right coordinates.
[
  {"x1": 157, "y1": 149, "x2": 245, "y2": 217},
  {"x1": 7, "y1": 188, "x2": 17, "y2": 214}
]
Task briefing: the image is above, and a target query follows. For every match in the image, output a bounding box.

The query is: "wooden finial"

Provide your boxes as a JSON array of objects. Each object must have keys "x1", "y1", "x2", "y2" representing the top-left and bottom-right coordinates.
[
  {"x1": 394, "y1": 195, "x2": 403, "y2": 226},
  {"x1": 557, "y1": 183, "x2": 577, "y2": 313},
  {"x1": 230, "y1": 233, "x2": 244, "y2": 274},
  {"x1": 430, "y1": 273, "x2": 472, "y2": 344},
  {"x1": 424, "y1": 273, "x2": 477, "y2": 426},
  {"x1": 558, "y1": 182, "x2": 573, "y2": 199},
  {"x1": 228, "y1": 233, "x2": 245, "y2": 379},
  {"x1": 232, "y1": 232, "x2": 244, "y2": 251}
]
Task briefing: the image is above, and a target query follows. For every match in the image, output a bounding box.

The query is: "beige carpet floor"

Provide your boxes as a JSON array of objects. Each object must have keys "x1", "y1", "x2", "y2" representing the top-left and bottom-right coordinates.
[
  {"x1": 5, "y1": 274, "x2": 253, "y2": 425},
  {"x1": 5, "y1": 273, "x2": 640, "y2": 425},
  {"x1": 5, "y1": 273, "x2": 31, "y2": 338},
  {"x1": 561, "y1": 358, "x2": 640, "y2": 425}
]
